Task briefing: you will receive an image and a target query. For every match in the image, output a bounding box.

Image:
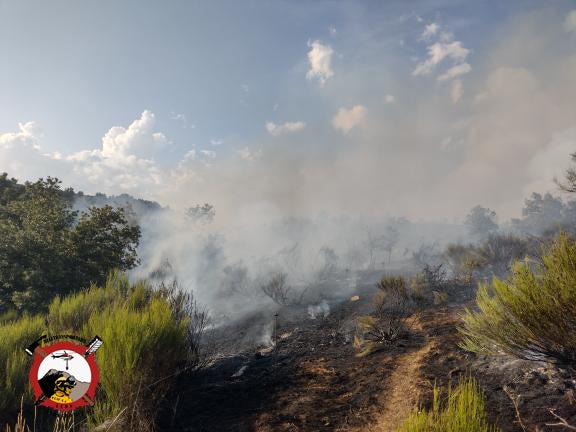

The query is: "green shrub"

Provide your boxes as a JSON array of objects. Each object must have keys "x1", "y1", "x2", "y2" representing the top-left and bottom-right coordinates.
[
  {"x1": 84, "y1": 296, "x2": 189, "y2": 431},
  {"x1": 398, "y1": 378, "x2": 499, "y2": 432},
  {"x1": 0, "y1": 314, "x2": 44, "y2": 416},
  {"x1": 0, "y1": 272, "x2": 205, "y2": 431},
  {"x1": 459, "y1": 233, "x2": 576, "y2": 370}
]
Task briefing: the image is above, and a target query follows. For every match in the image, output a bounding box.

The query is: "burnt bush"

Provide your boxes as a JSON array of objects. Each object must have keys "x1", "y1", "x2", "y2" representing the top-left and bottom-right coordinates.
[
  {"x1": 354, "y1": 275, "x2": 415, "y2": 356},
  {"x1": 260, "y1": 271, "x2": 291, "y2": 305}
]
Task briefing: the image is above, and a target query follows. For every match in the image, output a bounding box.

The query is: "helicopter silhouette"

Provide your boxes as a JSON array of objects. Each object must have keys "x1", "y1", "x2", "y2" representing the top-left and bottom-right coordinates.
[{"x1": 51, "y1": 351, "x2": 74, "y2": 370}]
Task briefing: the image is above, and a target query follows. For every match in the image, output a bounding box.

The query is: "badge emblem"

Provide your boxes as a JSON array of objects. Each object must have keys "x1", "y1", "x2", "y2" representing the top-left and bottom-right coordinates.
[{"x1": 25, "y1": 336, "x2": 103, "y2": 412}]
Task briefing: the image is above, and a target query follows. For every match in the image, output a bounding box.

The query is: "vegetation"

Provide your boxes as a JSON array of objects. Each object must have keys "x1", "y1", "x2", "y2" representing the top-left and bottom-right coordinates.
[
  {"x1": 465, "y1": 205, "x2": 498, "y2": 239},
  {"x1": 444, "y1": 234, "x2": 533, "y2": 280},
  {"x1": 354, "y1": 275, "x2": 415, "y2": 356},
  {"x1": 511, "y1": 192, "x2": 576, "y2": 236},
  {"x1": 0, "y1": 272, "x2": 207, "y2": 431},
  {"x1": 398, "y1": 378, "x2": 499, "y2": 432},
  {"x1": 460, "y1": 233, "x2": 576, "y2": 371},
  {"x1": 0, "y1": 174, "x2": 140, "y2": 312},
  {"x1": 260, "y1": 271, "x2": 291, "y2": 305}
]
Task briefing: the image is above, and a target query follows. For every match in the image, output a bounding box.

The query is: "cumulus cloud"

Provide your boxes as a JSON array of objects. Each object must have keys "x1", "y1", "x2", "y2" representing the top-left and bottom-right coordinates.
[
  {"x1": 438, "y1": 63, "x2": 472, "y2": 81},
  {"x1": 331, "y1": 105, "x2": 366, "y2": 134},
  {"x1": 306, "y1": 40, "x2": 334, "y2": 86},
  {"x1": 0, "y1": 111, "x2": 169, "y2": 194},
  {"x1": 0, "y1": 121, "x2": 60, "y2": 180},
  {"x1": 66, "y1": 110, "x2": 165, "y2": 190},
  {"x1": 421, "y1": 23, "x2": 439, "y2": 40},
  {"x1": 412, "y1": 40, "x2": 470, "y2": 76},
  {"x1": 412, "y1": 24, "x2": 472, "y2": 104},
  {"x1": 236, "y1": 147, "x2": 262, "y2": 161},
  {"x1": 266, "y1": 121, "x2": 306, "y2": 136},
  {"x1": 565, "y1": 10, "x2": 576, "y2": 33}
]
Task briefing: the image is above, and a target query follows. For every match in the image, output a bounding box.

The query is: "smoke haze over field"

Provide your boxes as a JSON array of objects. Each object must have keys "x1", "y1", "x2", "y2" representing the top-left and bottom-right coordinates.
[{"x1": 0, "y1": 2, "x2": 575, "y2": 224}]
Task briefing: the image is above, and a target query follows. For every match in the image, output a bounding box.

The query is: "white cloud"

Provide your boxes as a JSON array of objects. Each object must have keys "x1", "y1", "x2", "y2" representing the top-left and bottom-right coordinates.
[
  {"x1": 451, "y1": 79, "x2": 464, "y2": 103},
  {"x1": 412, "y1": 40, "x2": 470, "y2": 76},
  {"x1": 179, "y1": 148, "x2": 217, "y2": 168},
  {"x1": 329, "y1": 25, "x2": 337, "y2": 37},
  {"x1": 438, "y1": 63, "x2": 472, "y2": 81},
  {"x1": 171, "y1": 112, "x2": 195, "y2": 129},
  {"x1": 421, "y1": 23, "x2": 439, "y2": 40},
  {"x1": 384, "y1": 94, "x2": 396, "y2": 104},
  {"x1": 332, "y1": 105, "x2": 366, "y2": 134},
  {"x1": 99, "y1": 110, "x2": 167, "y2": 160},
  {"x1": 237, "y1": 147, "x2": 262, "y2": 161},
  {"x1": 0, "y1": 121, "x2": 42, "y2": 149},
  {"x1": 565, "y1": 10, "x2": 576, "y2": 33},
  {"x1": 266, "y1": 121, "x2": 306, "y2": 136},
  {"x1": 0, "y1": 113, "x2": 169, "y2": 192},
  {"x1": 306, "y1": 40, "x2": 334, "y2": 86},
  {"x1": 67, "y1": 111, "x2": 165, "y2": 190}
]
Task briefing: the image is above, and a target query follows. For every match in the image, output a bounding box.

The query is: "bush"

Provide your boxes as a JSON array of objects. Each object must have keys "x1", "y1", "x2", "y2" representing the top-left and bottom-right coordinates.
[
  {"x1": 354, "y1": 275, "x2": 414, "y2": 356},
  {"x1": 0, "y1": 314, "x2": 44, "y2": 417},
  {"x1": 398, "y1": 378, "x2": 499, "y2": 432},
  {"x1": 433, "y1": 290, "x2": 449, "y2": 305},
  {"x1": 0, "y1": 272, "x2": 207, "y2": 431},
  {"x1": 409, "y1": 265, "x2": 447, "y2": 305},
  {"x1": 260, "y1": 271, "x2": 291, "y2": 305},
  {"x1": 460, "y1": 233, "x2": 576, "y2": 371}
]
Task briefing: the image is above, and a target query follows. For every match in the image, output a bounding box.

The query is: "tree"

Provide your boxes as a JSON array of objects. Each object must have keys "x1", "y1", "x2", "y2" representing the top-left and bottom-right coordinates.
[
  {"x1": 72, "y1": 205, "x2": 141, "y2": 288},
  {"x1": 381, "y1": 225, "x2": 400, "y2": 265},
  {"x1": 512, "y1": 192, "x2": 566, "y2": 236},
  {"x1": 465, "y1": 205, "x2": 498, "y2": 239},
  {"x1": 186, "y1": 203, "x2": 215, "y2": 225},
  {"x1": 557, "y1": 152, "x2": 576, "y2": 193},
  {"x1": 0, "y1": 175, "x2": 141, "y2": 311}
]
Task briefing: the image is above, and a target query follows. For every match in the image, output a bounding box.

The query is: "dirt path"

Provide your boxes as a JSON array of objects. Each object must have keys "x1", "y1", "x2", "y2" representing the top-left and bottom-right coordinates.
[{"x1": 348, "y1": 316, "x2": 435, "y2": 432}]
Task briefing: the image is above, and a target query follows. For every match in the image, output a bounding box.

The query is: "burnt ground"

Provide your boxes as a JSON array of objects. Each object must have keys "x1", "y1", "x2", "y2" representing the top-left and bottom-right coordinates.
[{"x1": 159, "y1": 287, "x2": 576, "y2": 432}]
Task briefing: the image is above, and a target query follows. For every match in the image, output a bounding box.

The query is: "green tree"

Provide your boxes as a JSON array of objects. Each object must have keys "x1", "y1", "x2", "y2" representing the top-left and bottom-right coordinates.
[
  {"x1": 72, "y1": 205, "x2": 140, "y2": 287},
  {"x1": 465, "y1": 205, "x2": 498, "y2": 239},
  {"x1": 0, "y1": 175, "x2": 141, "y2": 312}
]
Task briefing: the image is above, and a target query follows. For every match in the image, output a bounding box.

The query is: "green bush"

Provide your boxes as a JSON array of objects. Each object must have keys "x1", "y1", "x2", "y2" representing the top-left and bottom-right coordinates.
[
  {"x1": 0, "y1": 314, "x2": 44, "y2": 416},
  {"x1": 398, "y1": 378, "x2": 499, "y2": 432},
  {"x1": 459, "y1": 233, "x2": 576, "y2": 370},
  {"x1": 0, "y1": 272, "x2": 204, "y2": 431}
]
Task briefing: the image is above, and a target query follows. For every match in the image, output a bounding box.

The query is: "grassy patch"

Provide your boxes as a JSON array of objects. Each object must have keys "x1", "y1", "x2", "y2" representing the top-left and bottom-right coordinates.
[
  {"x1": 0, "y1": 271, "x2": 204, "y2": 431},
  {"x1": 398, "y1": 378, "x2": 499, "y2": 432}
]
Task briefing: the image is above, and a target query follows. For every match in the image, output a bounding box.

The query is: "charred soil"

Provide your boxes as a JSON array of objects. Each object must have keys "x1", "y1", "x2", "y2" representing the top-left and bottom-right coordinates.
[{"x1": 161, "y1": 289, "x2": 576, "y2": 431}]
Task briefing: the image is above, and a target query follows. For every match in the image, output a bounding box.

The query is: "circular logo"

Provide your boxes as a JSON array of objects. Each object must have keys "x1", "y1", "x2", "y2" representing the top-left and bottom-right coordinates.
[{"x1": 28, "y1": 339, "x2": 101, "y2": 412}]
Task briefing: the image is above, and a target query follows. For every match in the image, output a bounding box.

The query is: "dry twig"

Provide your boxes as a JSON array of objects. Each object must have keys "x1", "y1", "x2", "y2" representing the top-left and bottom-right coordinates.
[
  {"x1": 546, "y1": 409, "x2": 576, "y2": 430},
  {"x1": 503, "y1": 386, "x2": 527, "y2": 432}
]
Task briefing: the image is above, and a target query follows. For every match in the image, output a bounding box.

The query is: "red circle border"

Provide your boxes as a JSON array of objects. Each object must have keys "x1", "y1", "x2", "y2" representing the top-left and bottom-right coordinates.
[{"x1": 29, "y1": 340, "x2": 100, "y2": 412}]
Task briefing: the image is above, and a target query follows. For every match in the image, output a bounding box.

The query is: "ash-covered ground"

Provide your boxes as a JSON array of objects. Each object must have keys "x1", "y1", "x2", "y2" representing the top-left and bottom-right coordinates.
[{"x1": 156, "y1": 273, "x2": 576, "y2": 432}]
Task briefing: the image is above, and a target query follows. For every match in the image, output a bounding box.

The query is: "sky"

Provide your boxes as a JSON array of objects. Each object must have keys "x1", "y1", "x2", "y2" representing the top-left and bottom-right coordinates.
[{"x1": 1, "y1": 0, "x2": 576, "y2": 222}]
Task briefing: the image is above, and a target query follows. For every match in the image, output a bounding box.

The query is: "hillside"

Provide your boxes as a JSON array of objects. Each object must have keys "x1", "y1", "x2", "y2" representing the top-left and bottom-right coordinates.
[{"x1": 161, "y1": 283, "x2": 576, "y2": 432}]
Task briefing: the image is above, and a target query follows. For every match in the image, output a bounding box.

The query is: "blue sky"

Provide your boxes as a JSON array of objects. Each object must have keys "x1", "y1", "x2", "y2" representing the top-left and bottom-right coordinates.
[{"x1": 1, "y1": 0, "x2": 575, "y2": 220}]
